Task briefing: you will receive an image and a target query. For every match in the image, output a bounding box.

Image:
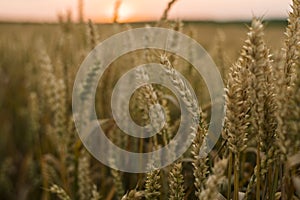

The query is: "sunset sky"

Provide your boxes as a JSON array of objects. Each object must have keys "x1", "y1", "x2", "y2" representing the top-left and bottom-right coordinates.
[{"x1": 0, "y1": 0, "x2": 293, "y2": 23}]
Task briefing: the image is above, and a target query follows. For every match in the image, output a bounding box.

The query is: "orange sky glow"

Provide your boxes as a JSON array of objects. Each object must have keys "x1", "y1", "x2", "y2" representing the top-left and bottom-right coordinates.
[{"x1": 0, "y1": 0, "x2": 293, "y2": 23}]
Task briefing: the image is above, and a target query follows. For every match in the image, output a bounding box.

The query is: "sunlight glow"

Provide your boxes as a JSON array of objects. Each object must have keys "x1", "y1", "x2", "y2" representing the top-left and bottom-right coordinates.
[
  {"x1": 0, "y1": 0, "x2": 292, "y2": 23},
  {"x1": 118, "y1": 3, "x2": 134, "y2": 22}
]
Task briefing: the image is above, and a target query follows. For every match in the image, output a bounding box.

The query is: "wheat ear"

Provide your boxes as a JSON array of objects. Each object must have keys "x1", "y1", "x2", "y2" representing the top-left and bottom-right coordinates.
[
  {"x1": 49, "y1": 184, "x2": 71, "y2": 200},
  {"x1": 169, "y1": 161, "x2": 185, "y2": 200},
  {"x1": 200, "y1": 159, "x2": 228, "y2": 200}
]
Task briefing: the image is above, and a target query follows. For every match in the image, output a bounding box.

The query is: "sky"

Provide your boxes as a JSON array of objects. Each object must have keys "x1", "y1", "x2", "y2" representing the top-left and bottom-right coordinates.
[{"x1": 0, "y1": 0, "x2": 293, "y2": 23}]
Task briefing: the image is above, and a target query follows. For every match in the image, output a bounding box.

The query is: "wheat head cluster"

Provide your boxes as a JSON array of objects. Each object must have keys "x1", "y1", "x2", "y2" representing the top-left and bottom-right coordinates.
[{"x1": 0, "y1": 0, "x2": 299, "y2": 199}]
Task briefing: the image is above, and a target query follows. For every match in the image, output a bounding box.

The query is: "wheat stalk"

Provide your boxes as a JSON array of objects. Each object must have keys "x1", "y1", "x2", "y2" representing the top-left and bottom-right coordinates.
[
  {"x1": 236, "y1": 18, "x2": 276, "y2": 200},
  {"x1": 87, "y1": 19, "x2": 99, "y2": 50},
  {"x1": 225, "y1": 61, "x2": 251, "y2": 200},
  {"x1": 191, "y1": 114, "x2": 208, "y2": 199},
  {"x1": 78, "y1": 150, "x2": 93, "y2": 200},
  {"x1": 160, "y1": 0, "x2": 179, "y2": 22}
]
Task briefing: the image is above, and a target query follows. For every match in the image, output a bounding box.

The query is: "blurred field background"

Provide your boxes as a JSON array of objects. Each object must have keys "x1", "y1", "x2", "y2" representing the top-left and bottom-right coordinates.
[{"x1": 0, "y1": 20, "x2": 287, "y2": 159}]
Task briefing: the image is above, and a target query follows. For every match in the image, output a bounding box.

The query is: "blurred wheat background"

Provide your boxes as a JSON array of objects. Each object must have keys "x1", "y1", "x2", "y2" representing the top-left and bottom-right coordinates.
[{"x1": 0, "y1": 0, "x2": 299, "y2": 199}]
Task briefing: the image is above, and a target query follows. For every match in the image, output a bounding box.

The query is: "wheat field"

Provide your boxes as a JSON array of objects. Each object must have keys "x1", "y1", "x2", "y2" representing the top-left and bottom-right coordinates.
[{"x1": 0, "y1": 0, "x2": 299, "y2": 200}]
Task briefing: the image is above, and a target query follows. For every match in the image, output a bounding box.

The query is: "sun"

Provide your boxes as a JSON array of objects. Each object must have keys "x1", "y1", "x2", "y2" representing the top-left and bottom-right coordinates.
[
  {"x1": 101, "y1": 1, "x2": 136, "y2": 23},
  {"x1": 117, "y1": 3, "x2": 134, "y2": 22}
]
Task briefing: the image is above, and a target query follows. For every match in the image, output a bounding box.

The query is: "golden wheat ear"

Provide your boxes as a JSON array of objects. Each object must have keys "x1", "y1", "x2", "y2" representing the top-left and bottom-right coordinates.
[
  {"x1": 49, "y1": 184, "x2": 71, "y2": 200},
  {"x1": 168, "y1": 161, "x2": 185, "y2": 200},
  {"x1": 200, "y1": 159, "x2": 228, "y2": 200}
]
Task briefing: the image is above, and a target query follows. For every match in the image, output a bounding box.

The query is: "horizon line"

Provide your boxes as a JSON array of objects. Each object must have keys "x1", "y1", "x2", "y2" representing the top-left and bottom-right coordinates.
[{"x1": 0, "y1": 17, "x2": 288, "y2": 25}]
